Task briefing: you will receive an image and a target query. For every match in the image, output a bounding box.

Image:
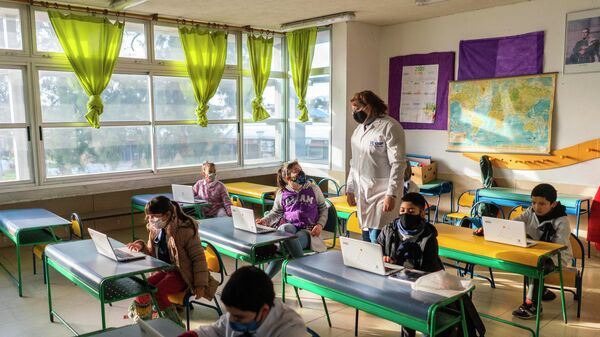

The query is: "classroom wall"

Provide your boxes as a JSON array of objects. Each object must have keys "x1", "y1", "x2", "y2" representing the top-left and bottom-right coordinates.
[{"x1": 378, "y1": 0, "x2": 600, "y2": 197}]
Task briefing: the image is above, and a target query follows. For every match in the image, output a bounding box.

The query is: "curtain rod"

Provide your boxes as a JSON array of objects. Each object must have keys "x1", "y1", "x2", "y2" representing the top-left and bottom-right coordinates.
[{"x1": 14, "y1": 0, "x2": 281, "y2": 35}]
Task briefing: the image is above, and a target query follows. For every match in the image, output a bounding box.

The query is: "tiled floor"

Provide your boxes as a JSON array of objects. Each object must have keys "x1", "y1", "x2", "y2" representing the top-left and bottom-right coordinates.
[{"x1": 1, "y1": 226, "x2": 599, "y2": 336}]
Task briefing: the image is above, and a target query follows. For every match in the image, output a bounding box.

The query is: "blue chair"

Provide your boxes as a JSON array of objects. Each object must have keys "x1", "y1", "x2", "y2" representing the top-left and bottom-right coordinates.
[{"x1": 307, "y1": 327, "x2": 320, "y2": 337}]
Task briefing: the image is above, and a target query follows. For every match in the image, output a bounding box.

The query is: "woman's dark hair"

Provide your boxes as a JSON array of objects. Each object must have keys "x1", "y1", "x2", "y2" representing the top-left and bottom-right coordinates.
[
  {"x1": 144, "y1": 195, "x2": 198, "y2": 233},
  {"x1": 350, "y1": 90, "x2": 388, "y2": 117},
  {"x1": 531, "y1": 183, "x2": 558, "y2": 203},
  {"x1": 221, "y1": 266, "x2": 275, "y2": 312},
  {"x1": 276, "y1": 160, "x2": 300, "y2": 191}
]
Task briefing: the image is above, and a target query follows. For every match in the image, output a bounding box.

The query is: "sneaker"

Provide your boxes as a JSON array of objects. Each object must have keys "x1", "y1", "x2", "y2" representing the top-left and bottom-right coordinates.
[
  {"x1": 542, "y1": 288, "x2": 556, "y2": 301},
  {"x1": 512, "y1": 303, "x2": 542, "y2": 320}
]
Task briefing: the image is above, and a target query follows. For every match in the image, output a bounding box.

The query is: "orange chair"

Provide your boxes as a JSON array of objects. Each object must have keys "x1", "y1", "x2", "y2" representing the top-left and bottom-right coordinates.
[
  {"x1": 168, "y1": 240, "x2": 224, "y2": 330},
  {"x1": 508, "y1": 205, "x2": 526, "y2": 219},
  {"x1": 230, "y1": 196, "x2": 242, "y2": 207},
  {"x1": 32, "y1": 213, "x2": 84, "y2": 284},
  {"x1": 442, "y1": 190, "x2": 477, "y2": 224}
]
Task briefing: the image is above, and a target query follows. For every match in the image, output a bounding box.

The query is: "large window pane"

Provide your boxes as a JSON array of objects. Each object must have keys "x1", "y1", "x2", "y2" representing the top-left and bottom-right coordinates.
[
  {"x1": 289, "y1": 121, "x2": 329, "y2": 165},
  {"x1": 312, "y1": 30, "x2": 330, "y2": 69},
  {"x1": 243, "y1": 121, "x2": 283, "y2": 164},
  {"x1": 154, "y1": 26, "x2": 235, "y2": 65},
  {"x1": 242, "y1": 34, "x2": 283, "y2": 72},
  {"x1": 156, "y1": 124, "x2": 238, "y2": 168},
  {"x1": 36, "y1": 11, "x2": 142, "y2": 57},
  {"x1": 120, "y1": 22, "x2": 147, "y2": 59},
  {"x1": 0, "y1": 7, "x2": 22, "y2": 50},
  {"x1": 243, "y1": 77, "x2": 284, "y2": 119},
  {"x1": 289, "y1": 74, "x2": 330, "y2": 122},
  {"x1": 39, "y1": 71, "x2": 150, "y2": 122},
  {"x1": 44, "y1": 126, "x2": 151, "y2": 177},
  {"x1": 0, "y1": 69, "x2": 26, "y2": 123},
  {"x1": 0, "y1": 129, "x2": 30, "y2": 182},
  {"x1": 154, "y1": 76, "x2": 237, "y2": 121}
]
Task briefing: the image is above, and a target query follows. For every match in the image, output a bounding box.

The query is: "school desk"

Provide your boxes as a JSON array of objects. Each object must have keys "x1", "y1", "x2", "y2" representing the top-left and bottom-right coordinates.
[
  {"x1": 130, "y1": 193, "x2": 209, "y2": 240},
  {"x1": 419, "y1": 180, "x2": 454, "y2": 223},
  {"x1": 45, "y1": 240, "x2": 171, "y2": 334},
  {"x1": 475, "y1": 187, "x2": 590, "y2": 237},
  {"x1": 199, "y1": 216, "x2": 296, "y2": 266},
  {"x1": 435, "y1": 223, "x2": 567, "y2": 337},
  {"x1": 0, "y1": 208, "x2": 70, "y2": 297},
  {"x1": 224, "y1": 182, "x2": 276, "y2": 212},
  {"x1": 79, "y1": 318, "x2": 184, "y2": 337},
  {"x1": 282, "y1": 251, "x2": 472, "y2": 337},
  {"x1": 326, "y1": 195, "x2": 355, "y2": 220}
]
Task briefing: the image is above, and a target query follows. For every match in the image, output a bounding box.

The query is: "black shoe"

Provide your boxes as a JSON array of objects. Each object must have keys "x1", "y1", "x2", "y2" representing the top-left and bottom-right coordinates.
[
  {"x1": 542, "y1": 288, "x2": 556, "y2": 301},
  {"x1": 512, "y1": 303, "x2": 542, "y2": 320}
]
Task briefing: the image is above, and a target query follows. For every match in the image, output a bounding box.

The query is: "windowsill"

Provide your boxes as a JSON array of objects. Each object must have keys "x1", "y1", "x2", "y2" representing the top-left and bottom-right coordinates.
[{"x1": 0, "y1": 164, "x2": 282, "y2": 205}]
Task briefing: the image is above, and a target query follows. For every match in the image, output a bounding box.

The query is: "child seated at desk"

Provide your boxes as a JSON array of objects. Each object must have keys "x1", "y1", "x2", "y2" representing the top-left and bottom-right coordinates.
[
  {"x1": 126, "y1": 196, "x2": 219, "y2": 326},
  {"x1": 474, "y1": 183, "x2": 573, "y2": 319},
  {"x1": 256, "y1": 160, "x2": 328, "y2": 278},
  {"x1": 377, "y1": 192, "x2": 442, "y2": 337},
  {"x1": 193, "y1": 161, "x2": 232, "y2": 218},
  {"x1": 178, "y1": 266, "x2": 307, "y2": 337}
]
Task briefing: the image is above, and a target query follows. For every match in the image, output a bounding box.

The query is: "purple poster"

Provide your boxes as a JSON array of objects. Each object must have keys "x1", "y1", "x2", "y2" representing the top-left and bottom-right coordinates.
[
  {"x1": 388, "y1": 52, "x2": 455, "y2": 130},
  {"x1": 458, "y1": 31, "x2": 544, "y2": 80}
]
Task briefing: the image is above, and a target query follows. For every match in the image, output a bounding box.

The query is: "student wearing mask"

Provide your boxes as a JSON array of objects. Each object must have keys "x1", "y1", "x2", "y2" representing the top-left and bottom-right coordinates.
[{"x1": 193, "y1": 161, "x2": 232, "y2": 218}]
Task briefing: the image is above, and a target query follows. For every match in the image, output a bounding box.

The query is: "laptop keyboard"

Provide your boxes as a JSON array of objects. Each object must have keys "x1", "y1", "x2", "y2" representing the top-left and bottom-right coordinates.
[{"x1": 114, "y1": 249, "x2": 134, "y2": 259}]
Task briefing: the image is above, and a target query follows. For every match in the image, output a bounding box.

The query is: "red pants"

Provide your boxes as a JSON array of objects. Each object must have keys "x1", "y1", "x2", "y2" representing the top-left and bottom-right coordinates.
[{"x1": 136, "y1": 270, "x2": 187, "y2": 310}]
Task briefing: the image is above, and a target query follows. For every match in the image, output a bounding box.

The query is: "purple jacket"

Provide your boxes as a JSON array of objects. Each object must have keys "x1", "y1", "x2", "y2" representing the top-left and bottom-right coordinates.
[
  {"x1": 262, "y1": 183, "x2": 328, "y2": 231},
  {"x1": 192, "y1": 180, "x2": 232, "y2": 218}
]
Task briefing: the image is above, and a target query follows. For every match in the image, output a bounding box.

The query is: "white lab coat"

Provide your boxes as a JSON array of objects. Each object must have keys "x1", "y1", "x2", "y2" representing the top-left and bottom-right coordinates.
[{"x1": 346, "y1": 115, "x2": 406, "y2": 230}]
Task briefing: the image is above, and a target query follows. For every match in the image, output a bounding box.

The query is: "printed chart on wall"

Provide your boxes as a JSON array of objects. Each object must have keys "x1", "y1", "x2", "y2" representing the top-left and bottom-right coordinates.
[
  {"x1": 400, "y1": 65, "x2": 439, "y2": 124},
  {"x1": 447, "y1": 73, "x2": 556, "y2": 154}
]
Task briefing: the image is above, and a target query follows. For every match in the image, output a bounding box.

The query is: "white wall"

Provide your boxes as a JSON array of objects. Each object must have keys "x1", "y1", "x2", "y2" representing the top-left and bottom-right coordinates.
[{"x1": 378, "y1": 0, "x2": 600, "y2": 194}]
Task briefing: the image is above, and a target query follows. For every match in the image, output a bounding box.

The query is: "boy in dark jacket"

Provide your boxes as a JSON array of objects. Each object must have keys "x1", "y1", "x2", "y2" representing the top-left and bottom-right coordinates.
[
  {"x1": 377, "y1": 192, "x2": 443, "y2": 337},
  {"x1": 377, "y1": 192, "x2": 442, "y2": 272}
]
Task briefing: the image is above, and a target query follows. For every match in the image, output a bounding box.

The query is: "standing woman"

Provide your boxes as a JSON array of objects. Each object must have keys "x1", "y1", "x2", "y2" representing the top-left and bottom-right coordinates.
[{"x1": 346, "y1": 90, "x2": 406, "y2": 243}]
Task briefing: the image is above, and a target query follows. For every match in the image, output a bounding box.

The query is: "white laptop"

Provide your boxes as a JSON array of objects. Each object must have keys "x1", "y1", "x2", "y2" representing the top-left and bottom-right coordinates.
[
  {"x1": 88, "y1": 228, "x2": 146, "y2": 262},
  {"x1": 138, "y1": 319, "x2": 165, "y2": 337},
  {"x1": 171, "y1": 184, "x2": 206, "y2": 204},
  {"x1": 231, "y1": 206, "x2": 276, "y2": 234},
  {"x1": 482, "y1": 216, "x2": 537, "y2": 248},
  {"x1": 340, "y1": 236, "x2": 404, "y2": 275}
]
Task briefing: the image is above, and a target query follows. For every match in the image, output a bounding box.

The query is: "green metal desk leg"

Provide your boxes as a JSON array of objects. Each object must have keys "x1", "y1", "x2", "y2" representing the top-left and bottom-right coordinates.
[
  {"x1": 535, "y1": 274, "x2": 544, "y2": 337},
  {"x1": 16, "y1": 237, "x2": 22, "y2": 297},
  {"x1": 45, "y1": 256, "x2": 54, "y2": 322},
  {"x1": 459, "y1": 297, "x2": 468, "y2": 337},
  {"x1": 100, "y1": 288, "x2": 107, "y2": 330},
  {"x1": 557, "y1": 252, "x2": 567, "y2": 323}
]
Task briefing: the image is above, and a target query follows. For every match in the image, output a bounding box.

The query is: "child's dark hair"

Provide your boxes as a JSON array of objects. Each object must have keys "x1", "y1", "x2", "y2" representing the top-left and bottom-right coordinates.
[
  {"x1": 144, "y1": 196, "x2": 198, "y2": 233},
  {"x1": 531, "y1": 183, "x2": 557, "y2": 203},
  {"x1": 401, "y1": 192, "x2": 427, "y2": 210},
  {"x1": 221, "y1": 266, "x2": 275, "y2": 312},
  {"x1": 276, "y1": 160, "x2": 300, "y2": 190}
]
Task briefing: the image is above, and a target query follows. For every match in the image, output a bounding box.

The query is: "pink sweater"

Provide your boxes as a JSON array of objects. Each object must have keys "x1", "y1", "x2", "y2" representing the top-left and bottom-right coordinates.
[{"x1": 192, "y1": 180, "x2": 232, "y2": 217}]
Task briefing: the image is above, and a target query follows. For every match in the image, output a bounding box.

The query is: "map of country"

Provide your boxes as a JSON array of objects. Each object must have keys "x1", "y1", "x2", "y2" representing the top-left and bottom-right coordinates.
[{"x1": 447, "y1": 74, "x2": 556, "y2": 154}]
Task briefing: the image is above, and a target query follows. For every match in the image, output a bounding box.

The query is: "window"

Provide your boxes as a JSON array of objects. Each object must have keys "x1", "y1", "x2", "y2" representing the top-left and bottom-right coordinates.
[
  {"x1": 154, "y1": 25, "x2": 237, "y2": 65},
  {"x1": 242, "y1": 34, "x2": 284, "y2": 72},
  {"x1": 288, "y1": 29, "x2": 331, "y2": 165},
  {"x1": 0, "y1": 7, "x2": 22, "y2": 50},
  {"x1": 39, "y1": 70, "x2": 152, "y2": 178},
  {"x1": 35, "y1": 11, "x2": 147, "y2": 59},
  {"x1": 0, "y1": 68, "x2": 31, "y2": 183}
]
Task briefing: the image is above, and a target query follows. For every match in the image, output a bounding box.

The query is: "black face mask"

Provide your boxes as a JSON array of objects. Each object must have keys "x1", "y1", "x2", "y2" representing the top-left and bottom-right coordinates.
[
  {"x1": 398, "y1": 214, "x2": 423, "y2": 232},
  {"x1": 352, "y1": 109, "x2": 368, "y2": 124}
]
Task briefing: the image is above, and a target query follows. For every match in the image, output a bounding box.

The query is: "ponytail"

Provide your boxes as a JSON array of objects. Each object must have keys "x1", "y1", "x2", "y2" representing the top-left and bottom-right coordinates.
[{"x1": 171, "y1": 201, "x2": 199, "y2": 234}]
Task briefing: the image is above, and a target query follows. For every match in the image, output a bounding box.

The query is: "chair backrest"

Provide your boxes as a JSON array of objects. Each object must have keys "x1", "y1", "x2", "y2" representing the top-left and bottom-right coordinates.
[
  {"x1": 323, "y1": 201, "x2": 338, "y2": 234},
  {"x1": 202, "y1": 240, "x2": 225, "y2": 285},
  {"x1": 346, "y1": 211, "x2": 361, "y2": 234},
  {"x1": 457, "y1": 190, "x2": 477, "y2": 208},
  {"x1": 317, "y1": 178, "x2": 341, "y2": 197},
  {"x1": 70, "y1": 213, "x2": 84, "y2": 240},
  {"x1": 508, "y1": 205, "x2": 525, "y2": 220},
  {"x1": 230, "y1": 196, "x2": 242, "y2": 207},
  {"x1": 470, "y1": 200, "x2": 505, "y2": 219},
  {"x1": 570, "y1": 233, "x2": 584, "y2": 263},
  {"x1": 337, "y1": 184, "x2": 347, "y2": 195}
]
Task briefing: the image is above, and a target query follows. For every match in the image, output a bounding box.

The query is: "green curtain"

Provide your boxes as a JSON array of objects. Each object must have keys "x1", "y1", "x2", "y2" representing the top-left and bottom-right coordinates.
[
  {"x1": 48, "y1": 11, "x2": 124, "y2": 129},
  {"x1": 248, "y1": 34, "x2": 273, "y2": 122},
  {"x1": 179, "y1": 26, "x2": 228, "y2": 127},
  {"x1": 286, "y1": 27, "x2": 317, "y2": 123}
]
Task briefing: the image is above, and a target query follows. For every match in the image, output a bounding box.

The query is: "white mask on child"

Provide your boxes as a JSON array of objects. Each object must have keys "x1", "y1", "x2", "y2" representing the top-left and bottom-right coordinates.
[{"x1": 149, "y1": 218, "x2": 167, "y2": 229}]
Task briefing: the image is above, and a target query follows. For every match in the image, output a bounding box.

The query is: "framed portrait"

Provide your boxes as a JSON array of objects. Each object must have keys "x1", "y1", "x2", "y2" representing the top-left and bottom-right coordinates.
[{"x1": 564, "y1": 8, "x2": 600, "y2": 74}]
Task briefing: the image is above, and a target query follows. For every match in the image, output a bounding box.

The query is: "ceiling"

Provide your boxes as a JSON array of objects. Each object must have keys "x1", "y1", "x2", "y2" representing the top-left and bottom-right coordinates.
[{"x1": 57, "y1": 0, "x2": 529, "y2": 29}]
